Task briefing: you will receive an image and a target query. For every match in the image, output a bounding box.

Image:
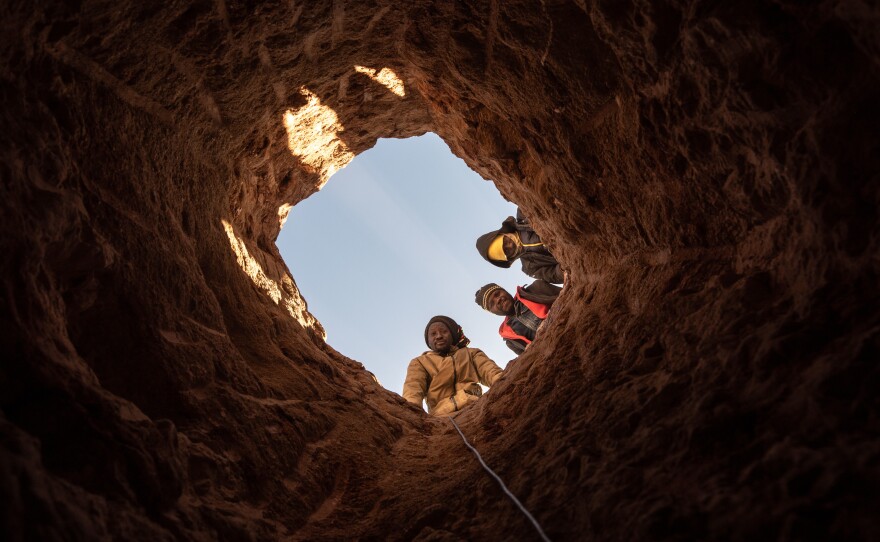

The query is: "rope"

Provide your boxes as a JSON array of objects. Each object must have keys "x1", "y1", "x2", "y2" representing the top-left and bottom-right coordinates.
[{"x1": 447, "y1": 416, "x2": 552, "y2": 542}]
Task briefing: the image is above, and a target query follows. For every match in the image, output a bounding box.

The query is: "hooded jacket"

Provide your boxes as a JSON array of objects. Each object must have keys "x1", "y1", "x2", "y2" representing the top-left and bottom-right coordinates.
[
  {"x1": 402, "y1": 346, "x2": 503, "y2": 415},
  {"x1": 475, "y1": 208, "x2": 564, "y2": 284},
  {"x1": 500, "y1": 280, "x2": 562, "y2": 354}
]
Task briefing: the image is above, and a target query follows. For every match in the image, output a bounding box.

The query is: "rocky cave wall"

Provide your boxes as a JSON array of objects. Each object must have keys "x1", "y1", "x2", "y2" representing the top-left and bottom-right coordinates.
[{"x1": 2, "y1": 1, "x2": 878, "y2": 540}]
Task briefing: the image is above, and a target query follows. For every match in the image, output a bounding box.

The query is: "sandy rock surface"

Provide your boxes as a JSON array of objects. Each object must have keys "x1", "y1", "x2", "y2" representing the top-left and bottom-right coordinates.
[{"x1": 2, "y1": 1, "x2": 878, "y2": 540}]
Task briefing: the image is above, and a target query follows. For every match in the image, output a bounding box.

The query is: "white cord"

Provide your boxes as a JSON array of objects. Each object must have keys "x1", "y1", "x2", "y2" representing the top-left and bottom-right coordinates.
[{"x1": 447, "y1": 416, "x2": 552, "y2": 542}]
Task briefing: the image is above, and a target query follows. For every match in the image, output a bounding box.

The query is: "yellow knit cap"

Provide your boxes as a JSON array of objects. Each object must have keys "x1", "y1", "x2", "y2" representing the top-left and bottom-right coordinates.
[
  {"x1": 487, "y1": 235, "x2": 507, "y2": 262},
  {"x1": 479, "y1": 285, "x2": 503, "y2": 309}
]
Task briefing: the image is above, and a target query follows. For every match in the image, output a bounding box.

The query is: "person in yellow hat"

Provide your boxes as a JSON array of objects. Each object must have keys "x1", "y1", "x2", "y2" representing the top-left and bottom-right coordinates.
[{"x1": 475, "y1": 208, "x2": 564, "y2": 284}]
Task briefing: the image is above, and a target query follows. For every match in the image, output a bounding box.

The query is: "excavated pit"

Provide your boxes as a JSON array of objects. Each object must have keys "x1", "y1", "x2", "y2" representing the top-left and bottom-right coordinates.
[{"x1": 2, "y1": 1, "x2": 879, "y2": 540}]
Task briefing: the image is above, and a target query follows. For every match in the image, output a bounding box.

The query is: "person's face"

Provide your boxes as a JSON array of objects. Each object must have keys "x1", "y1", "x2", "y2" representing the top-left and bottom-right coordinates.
[
  {"x1": 486, "y1": 288, "x2": 514, "y2": 316},
  {"x1": 502, "y1": 234, "x2": 519, "y2": 259},
  {"x1": 427, "y1": 322, "x2": 454, "y2": 353}
]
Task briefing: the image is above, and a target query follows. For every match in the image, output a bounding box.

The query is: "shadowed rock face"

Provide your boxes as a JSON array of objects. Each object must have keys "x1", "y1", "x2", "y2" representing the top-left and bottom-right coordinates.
[{"x1": 2, "y1": 1, "x2": 878, "y2": 540}]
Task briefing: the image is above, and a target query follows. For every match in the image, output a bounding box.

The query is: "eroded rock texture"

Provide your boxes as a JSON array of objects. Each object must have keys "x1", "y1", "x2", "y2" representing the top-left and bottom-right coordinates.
[{"x1": 2, "y1": 1, "x2": 878, "y2": 540}]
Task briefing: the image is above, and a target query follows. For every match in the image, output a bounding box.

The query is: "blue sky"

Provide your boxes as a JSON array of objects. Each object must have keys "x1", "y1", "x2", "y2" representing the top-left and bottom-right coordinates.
[{"x1": 277, "y1": 133, "x2": 532, "y2": 397}]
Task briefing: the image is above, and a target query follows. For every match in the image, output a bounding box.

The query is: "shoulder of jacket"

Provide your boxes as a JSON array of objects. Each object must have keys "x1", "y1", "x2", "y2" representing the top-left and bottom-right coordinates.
[
  {"x1": 411, "y1": 352, "x2": 435, "y2": 364},
  {"x1": 525, "y1": 279, "x2": 558, "y2": 292},
  {"x1": 521, "y1": 251, "x2": 554, "y2": 262},
  {"x1": 526, "y1": 279, "x2": 548, "y2": 288}
]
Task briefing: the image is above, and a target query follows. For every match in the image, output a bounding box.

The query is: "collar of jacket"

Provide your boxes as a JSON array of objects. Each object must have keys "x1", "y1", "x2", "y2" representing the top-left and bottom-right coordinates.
[
  {"x1": 514, "y1": 288, "x2": 552, "y2": 319},
  {"x1": 427, "y1": 345, "x2": 460, "y2": 357}
]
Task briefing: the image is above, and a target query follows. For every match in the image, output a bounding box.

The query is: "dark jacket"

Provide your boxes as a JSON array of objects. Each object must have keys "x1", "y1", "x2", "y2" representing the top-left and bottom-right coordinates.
[
  {"x1": 500, "y1": 280, "x2": 562, "y2": 354},
  {"x1": 475, "y1": 208, "x2": 564, "y2": 284}
]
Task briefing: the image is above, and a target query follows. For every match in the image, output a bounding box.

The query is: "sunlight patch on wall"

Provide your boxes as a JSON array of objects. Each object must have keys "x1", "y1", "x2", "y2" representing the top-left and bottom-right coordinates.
[
  {"x1": 222, "y1": 219, "x2": 324, "y2": 338},
  {"x1": 353, "y1": 66, "x2": 406, "y2": 97},
  {"x1": 278, "y1": 202, "x2": 294, "y2": 229},
  {"x1": 283, "y1": 88, "x2": 354, "y2": 188}
]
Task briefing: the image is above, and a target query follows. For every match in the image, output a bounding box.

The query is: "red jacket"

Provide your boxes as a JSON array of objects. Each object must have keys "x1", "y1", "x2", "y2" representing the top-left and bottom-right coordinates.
[{"x1": 498, "y1": 287, "x2": 553, "y2": 350}]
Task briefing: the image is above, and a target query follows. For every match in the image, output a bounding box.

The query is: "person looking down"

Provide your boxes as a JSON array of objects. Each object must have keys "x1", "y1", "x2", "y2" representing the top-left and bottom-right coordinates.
[
  {"x1": 475, "y1": 280, "x2": 562, "y2": 355},
  {"x1": 402, "y1": 316, "x2": 503, "y2": 416},
  {"x1": 475, "y1": 207, "x2": 564, "y2": 284}
]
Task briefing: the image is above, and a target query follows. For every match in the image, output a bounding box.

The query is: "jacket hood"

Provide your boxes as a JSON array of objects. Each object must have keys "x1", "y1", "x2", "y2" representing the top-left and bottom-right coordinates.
[{"x1": 475, "y1": 216, "x2": 518, "y2": 268}]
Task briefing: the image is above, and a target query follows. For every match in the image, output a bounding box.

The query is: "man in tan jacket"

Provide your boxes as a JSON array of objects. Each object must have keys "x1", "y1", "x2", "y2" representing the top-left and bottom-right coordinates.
[{"x1": 402, "y1": 315, "x2": 503, "y2": 415}]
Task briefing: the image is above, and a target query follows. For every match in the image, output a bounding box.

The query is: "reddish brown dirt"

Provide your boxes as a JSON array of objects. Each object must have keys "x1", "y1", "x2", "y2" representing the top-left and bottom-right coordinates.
[{"x1": 2, "y1": 1, "x2": 878, "y2": 540}]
